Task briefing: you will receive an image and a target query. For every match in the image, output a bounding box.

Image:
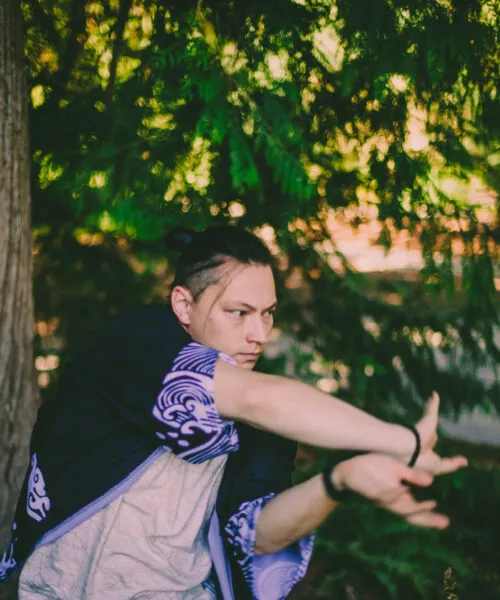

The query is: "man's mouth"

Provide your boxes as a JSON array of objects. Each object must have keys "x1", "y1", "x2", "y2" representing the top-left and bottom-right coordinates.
[{"x1": 237, "y1": 352, "x2": 260, "y2": 361}]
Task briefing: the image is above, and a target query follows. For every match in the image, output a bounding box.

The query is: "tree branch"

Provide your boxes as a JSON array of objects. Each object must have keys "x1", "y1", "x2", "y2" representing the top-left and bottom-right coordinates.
[
  {"x1": 28, "y1": 0, "x2": 63, "y2": 52},
  {"x1": 58, "y1": 0, "x2": 88, "y2": 89},
  {"x1": 107, "y1": 0, "x2": 134, "y2": 101}
]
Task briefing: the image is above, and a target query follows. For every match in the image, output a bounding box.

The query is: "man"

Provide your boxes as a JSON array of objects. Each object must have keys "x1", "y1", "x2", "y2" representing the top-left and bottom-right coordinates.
[{"x1": 1, "y1": 227, "x2": 466, "y2": 599}]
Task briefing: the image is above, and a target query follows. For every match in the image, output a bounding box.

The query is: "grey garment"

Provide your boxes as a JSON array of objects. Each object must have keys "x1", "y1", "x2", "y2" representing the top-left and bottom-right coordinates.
[{"x1": 19, "y1": 452, "x2": 227, "y2": 600}]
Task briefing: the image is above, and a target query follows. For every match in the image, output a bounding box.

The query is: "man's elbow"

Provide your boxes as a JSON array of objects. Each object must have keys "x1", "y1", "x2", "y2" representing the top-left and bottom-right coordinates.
[
  {"x1": 254, "y1": 538, "x2": 290, "y2": 556},
  {"x1": 254, "y1": 524, "x2": 297, "y2": 555}
]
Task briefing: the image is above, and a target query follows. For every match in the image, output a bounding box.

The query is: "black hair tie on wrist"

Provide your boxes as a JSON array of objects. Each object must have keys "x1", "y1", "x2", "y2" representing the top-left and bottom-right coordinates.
[
  {"x1": 322, "y1": 463, "x2": 353, "y2": 502},
  {"x1": 405, "y1": 424, "x2": 421, "y2": 468}
]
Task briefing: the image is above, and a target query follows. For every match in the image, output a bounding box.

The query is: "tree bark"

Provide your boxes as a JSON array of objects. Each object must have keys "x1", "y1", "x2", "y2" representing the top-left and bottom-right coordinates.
[{"x1": 0, "y1": 0, "x2": 38, "y2": 598}]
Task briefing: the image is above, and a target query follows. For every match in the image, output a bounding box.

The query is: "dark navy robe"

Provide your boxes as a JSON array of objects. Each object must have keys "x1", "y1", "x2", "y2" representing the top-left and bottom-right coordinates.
[{"x1": 0, "y1": 305, "x2": 313, "y2": 599}]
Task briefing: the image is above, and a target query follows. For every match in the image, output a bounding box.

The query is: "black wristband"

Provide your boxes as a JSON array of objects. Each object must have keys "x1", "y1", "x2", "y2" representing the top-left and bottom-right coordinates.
[
  {"x1": 322, "y1": 463, "x2": 353, "y2": 502},
  {"x1": 405, "y1": 424, "x2": 421, "y2": 468}
]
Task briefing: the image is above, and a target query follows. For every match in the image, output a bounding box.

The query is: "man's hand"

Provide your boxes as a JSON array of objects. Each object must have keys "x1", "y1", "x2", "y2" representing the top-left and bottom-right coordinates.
[
  {"x1": 332, "y1": 453, "x2": 466, "y2": 529},
  {"x1": 388, "y1": 392, "x2": 440, "y2": 465},
  {"x1": 413, "y1": 449, "x2": 468, "y2": 475},
  {"x1": 393, "y1": 392, "x2": 468, "y2": 475}
]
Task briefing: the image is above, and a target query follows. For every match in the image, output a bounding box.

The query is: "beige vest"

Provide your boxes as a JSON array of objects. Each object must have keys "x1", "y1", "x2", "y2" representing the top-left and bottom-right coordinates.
[{"x1": 19, "y1": 451, "x2": 227, "y2": 599}]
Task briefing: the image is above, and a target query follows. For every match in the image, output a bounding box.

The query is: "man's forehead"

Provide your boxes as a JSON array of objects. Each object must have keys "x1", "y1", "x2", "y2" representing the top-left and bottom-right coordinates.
[{"x1": 216, "y1": 264, "x2": 276, "y2": 304}]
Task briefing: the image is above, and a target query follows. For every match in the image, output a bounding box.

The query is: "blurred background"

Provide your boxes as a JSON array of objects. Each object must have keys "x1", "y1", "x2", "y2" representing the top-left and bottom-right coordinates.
[{"x1": 1, "y1": 0, "x2": 499, "y2": 598}]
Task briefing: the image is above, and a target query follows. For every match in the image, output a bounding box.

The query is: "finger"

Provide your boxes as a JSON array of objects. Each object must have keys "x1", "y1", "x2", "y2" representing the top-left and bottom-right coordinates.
[
  {"x1": 401, "y1": 466, "x2": 434, "y2": 488},
  {"x1": 381, "y1": 493, "x2": 437, "y2": 517},
  {"x1": 424, "y1": 391, "x2": 440, "y2": 424},
  {"x1": 433, "y1": 455, "x2": 468, "y2": 475},
  {"x1": 416, "y1": 393, "x2": 440, "y2": 452},
  {"x1": 406, "y1": 510, "x2": 450, "y2": 530},
  {"x1": 376, "y1": 485, "x2": 410, "y2": 505},
  {"x1": 403, "y1": 499, "x2": 438, "y2": 516},
  {"x1": 392, "y1": 498, "x2": 438, "y2": 517}
]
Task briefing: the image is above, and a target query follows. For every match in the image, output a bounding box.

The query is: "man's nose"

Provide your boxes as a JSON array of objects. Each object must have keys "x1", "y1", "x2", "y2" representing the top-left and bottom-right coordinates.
[{"x1": 246, "y1": 315, "x2": 270, "y2": 345}]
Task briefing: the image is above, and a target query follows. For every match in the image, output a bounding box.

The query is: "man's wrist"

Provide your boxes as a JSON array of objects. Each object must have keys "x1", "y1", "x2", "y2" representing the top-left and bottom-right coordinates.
[
  {"x1": 322, "y1": 461, "x2": 354, "y2": 502},
  {"x1": 390, "y1": 424, "x2": 417, "y2": 459},
  {"x1": 331, "y1": 461, "x2": 347, "y2": 492},
  {"x1": 404, "y1": 424, "x2": 421, "y2": 467}
]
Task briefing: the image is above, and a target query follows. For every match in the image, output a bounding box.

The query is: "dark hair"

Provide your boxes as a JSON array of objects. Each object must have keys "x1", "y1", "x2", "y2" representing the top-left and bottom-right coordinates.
[{"x1": 167, "y1": 226, "x2": 273, "y2": 300}]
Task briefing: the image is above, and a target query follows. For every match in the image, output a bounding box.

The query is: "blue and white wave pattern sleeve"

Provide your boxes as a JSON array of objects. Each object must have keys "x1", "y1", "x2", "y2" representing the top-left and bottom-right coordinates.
[
  {"x1": 26, "y1": 453, "x2": 51, "y2": 523},
  {"x1": 153, "y1": 342, "x2": 239, "y2": 464},
  {"x1": 224, "y1": 494, "x2": 315, "y2": 600}
]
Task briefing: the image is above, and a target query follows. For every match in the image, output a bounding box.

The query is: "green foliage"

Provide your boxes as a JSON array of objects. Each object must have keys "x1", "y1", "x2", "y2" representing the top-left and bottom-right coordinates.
[
  {"x1": 22, "y1": 0, "x2": 500, "y2": 597},
  {"x1": 291, "y1": 463, "x2": 500, "y2": 600}
]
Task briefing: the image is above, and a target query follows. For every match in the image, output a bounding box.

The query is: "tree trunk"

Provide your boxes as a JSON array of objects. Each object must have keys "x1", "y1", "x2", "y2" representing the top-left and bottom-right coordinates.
[{"x1": 0, "y1": 0, "x2": 38, "y2": 597}]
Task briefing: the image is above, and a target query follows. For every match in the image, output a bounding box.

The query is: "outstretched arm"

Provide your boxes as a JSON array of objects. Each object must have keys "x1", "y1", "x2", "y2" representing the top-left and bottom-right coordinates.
[
  {"x1": 214, "y1": 359, "x2": 439, "y2": 461},
  {"x1": 254, "y1": 453, "x2": 467, "y2": 555}
]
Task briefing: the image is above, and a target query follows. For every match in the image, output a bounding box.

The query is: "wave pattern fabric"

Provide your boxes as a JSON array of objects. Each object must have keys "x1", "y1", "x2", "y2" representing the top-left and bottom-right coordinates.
[
  {"x1": 153, "y1": 342, "x2": 239, "y2": 463},
  {"x1": 224, "y1": 494, "x2": 315, "y2": 600}
]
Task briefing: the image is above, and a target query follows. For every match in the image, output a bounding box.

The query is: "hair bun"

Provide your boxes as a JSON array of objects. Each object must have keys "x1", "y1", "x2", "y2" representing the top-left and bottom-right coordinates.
[{"x1": 165, "y1": 228, "x2": 197, "y2": 251}]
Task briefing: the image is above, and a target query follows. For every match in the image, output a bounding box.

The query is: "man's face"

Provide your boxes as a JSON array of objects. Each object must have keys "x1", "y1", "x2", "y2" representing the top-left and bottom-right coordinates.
[{"x1": 174, "y1": 263, "x2": 277, "y2": 370}]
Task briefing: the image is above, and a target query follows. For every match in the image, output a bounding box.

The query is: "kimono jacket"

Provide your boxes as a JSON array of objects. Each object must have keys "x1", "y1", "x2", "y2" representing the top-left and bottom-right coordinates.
[{"x1": 0, "y1": 305, "x2": 314, "y2": 599}]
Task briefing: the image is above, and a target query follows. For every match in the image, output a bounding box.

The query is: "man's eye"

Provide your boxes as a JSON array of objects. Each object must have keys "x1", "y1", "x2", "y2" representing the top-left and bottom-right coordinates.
[
  {"x1": 264, "y1": 310, "x2": 275, "y2": 318},
  {"x1": 229, "y1": 310, "x2": 246, "y2": 317}
]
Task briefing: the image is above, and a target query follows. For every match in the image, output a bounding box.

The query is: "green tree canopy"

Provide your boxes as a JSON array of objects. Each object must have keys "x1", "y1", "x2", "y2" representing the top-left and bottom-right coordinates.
[
  {"x1": 22, "y1": 1, "x2": 500, "y2": 597},
  {"x1": 27, "y1": 0, "x2": 499, "y2": 406}
]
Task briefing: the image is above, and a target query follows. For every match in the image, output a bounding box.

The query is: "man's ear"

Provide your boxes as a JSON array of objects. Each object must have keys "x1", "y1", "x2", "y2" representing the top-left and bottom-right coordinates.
[{"x1": 171, "y1": 286, "x2": 194, "y2": 328}]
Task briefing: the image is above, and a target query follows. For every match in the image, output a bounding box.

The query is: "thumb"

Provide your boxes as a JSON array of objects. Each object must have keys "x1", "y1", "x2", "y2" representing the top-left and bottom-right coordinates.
[
  {"x1": 434, "y1": 455, "x2": 468, "y2": 475},
  {"x1": 402, "y1": 467, "x2": 434, "y2": 488}
]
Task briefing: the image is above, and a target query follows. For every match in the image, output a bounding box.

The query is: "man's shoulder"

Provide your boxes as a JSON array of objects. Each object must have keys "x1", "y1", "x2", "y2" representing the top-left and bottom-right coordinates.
[
  {"x1": 56, "y1": 304, "x2": 191, "y2": 389},
  {"x1": 101, "y1": 303, "x2": 190, "y2": 348},
  {"x1": 108, "y1": 303, "x2": 181, "y2": 331}
]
